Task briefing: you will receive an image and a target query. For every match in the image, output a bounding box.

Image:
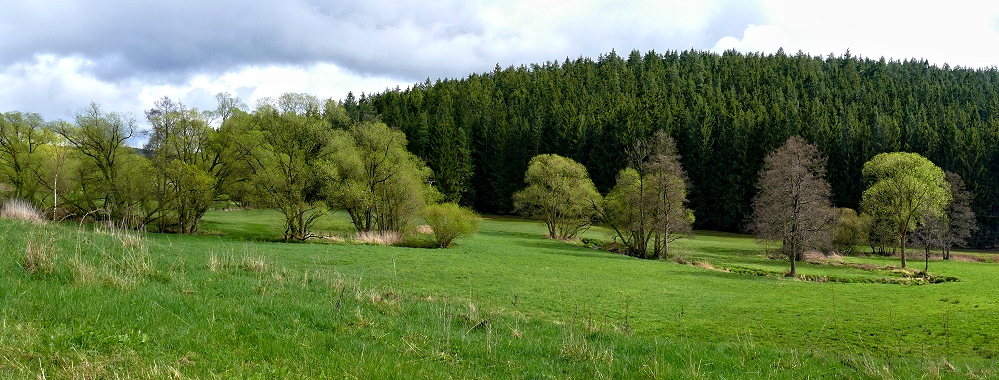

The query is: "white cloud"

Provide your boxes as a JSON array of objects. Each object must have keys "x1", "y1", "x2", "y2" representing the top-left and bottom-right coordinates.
[
  {"x1": 0, "y1": 55, "x2": 409, "y2": 125},
  {"x1": 715, "y1": 0, "x2": 999, "y2": 67},
  {"x1": 0, "y1": 55, "x2": 144, "y2": 119},
  {"x1": 712, "y1": 24, "x2": 790, "y2": 54},
  {"x1": 6, "y1": 0, "x2": 999, "y2": 135}
]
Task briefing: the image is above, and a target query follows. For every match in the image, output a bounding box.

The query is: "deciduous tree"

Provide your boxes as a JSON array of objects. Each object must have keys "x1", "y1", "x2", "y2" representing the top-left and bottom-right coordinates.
[
  {"x1": 833, "y1": 208, "x2": 870, "y2": 255},
  {"x1": 941, "y1": 172, "x2": 977, "y2": 259},
  {"x1": 861, "y1": 152, "x2": 950, "y2": 268},
  {"x1": 603, "y1": 131, "x2": 693, "y2": 259},
  {"x1": 749, "y1": 136, "x2": 836, "y2": 277},
  {"x1": 0, "y1": 111, "x2": 51, "y2": 204},
  {"x1": 323, "y1": 121, "x2": 436, "y2": 233},
  {"x1": 144, "y1": 97, "x2": 220, "y2": 233},
  {"x1": 53, "y1": 103, "x2": 149, "y2": 225},
  {"x1": 237, "y1": 95, "x2": 332, "y2": 241},
  {"x1": 513, "y1": 154, "x2": 601, "y2": 240}
]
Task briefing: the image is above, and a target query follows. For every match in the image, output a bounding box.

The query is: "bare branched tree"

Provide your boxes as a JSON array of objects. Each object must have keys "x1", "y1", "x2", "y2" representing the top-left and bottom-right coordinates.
[
  {"x1": 910, "y1": 213, "x2": 947, "y2": 272},
  {"x1": 941, "y1": 172, "x2": 977, "y2": 259},
  {"x1": 749, "y1": 136, "x2": 836, "y2": 276},
  {"x1": 603, "y1": 131, "x2": 693, "y2": 259}
]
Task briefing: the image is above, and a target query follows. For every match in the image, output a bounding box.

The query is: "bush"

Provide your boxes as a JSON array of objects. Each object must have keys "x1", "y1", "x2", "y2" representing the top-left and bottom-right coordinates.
[
  {"x1": 422, "y1": 203, "x2": 481, "y2": 248},
  {"x1": 834, "y1": 208, "x2": 870, "y2": 255}
]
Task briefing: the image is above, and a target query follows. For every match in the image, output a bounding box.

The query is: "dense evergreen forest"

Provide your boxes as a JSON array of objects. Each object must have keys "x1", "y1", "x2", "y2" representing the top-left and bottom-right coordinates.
[{"x1": 346, "y1": 49, "x2": 999, "y2": 247}]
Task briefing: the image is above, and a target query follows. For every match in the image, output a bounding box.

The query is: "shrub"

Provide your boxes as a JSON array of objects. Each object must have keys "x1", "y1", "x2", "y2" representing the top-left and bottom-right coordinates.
[
  {"x1": 834, "y1": 208, "x2": 870, "y2": 255},
  {"x1": 1, "y1": 198, "x2": 44, "y2": 222},
  {"x1": 422, "y1": 203, "x2": 481, "y2": 248}
]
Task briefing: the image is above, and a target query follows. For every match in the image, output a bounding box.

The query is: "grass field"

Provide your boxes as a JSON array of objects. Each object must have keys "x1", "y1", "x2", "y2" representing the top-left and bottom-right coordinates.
[{"x1": 2, "y1": 209, "x2": 999, "y2": 378}]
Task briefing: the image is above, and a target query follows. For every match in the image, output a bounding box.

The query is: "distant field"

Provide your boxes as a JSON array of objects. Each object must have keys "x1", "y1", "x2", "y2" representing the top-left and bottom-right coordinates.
[{"x1": 1, "y1": 209, "x2": 998, "y2": 378}]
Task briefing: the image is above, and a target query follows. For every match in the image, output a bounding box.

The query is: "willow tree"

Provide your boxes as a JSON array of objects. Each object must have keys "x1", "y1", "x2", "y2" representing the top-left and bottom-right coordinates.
[
  {"x1": 236, "y1": 95, "x2": 332, "y2": 241},
  {"x1": 144, "y1": 97, "x2": 220, "y2": 233},
  {"x1": 861, "y1": 152, "x2": 950, "y2": 269},
  {"x1": 749, "y1": 136, "x2": 836, "y2": 277},
  {"x1": 323, "y1": 121, "x2": 436, "y2": 233},
  {"x1": 513, "y1": 154, "x2": 601, "y2": 240},
  {"x1": 53, "y1": 103, "x2": 151, "y2": 226},
  {"x1": 0, "y1": 111, "x2": 51, "y2": 203}
]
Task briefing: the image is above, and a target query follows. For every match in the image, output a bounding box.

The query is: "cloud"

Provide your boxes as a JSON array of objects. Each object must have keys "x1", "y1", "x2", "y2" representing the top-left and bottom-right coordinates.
[
  {"x1": 0, "y1": 0, "x2": 763, "y2": 83},
  {"x1": 0, "y1": 54, "x2": 405, "y2": 124},
  {"x1": 712, "y1": 24, "x2": 790, "y2": 54},
  {"x1": 12, "y1": 0, "x2": 998, "y2": 132},
  {"x1": 715, "y1": 0, "x2": 999, "y2": 67},
  {"x1": 1, "y1": 0, "x2": 771, "y2": 124}
]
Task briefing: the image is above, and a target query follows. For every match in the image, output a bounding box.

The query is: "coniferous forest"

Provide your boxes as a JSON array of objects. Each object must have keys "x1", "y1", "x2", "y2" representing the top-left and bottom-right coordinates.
[{"x1": 349, "y1": 49, "x2": 999, "y2": 247}]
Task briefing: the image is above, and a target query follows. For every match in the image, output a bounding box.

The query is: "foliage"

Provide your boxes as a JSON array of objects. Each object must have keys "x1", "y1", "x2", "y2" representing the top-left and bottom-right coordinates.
[
  {"x1": 862, "y1": 152, "x2": 951, "y2": 268},
  {"x1": 0, "y1": 111, "x2": 51, "y2": 204},
  {"x1": 144, "y1": 97, "x2": 222, "y2": 233},
  {"x1": 602, "y1": 131, "x2": 693, "y2": 259},
  {"x1": 833, "y1": 208, "x2": 870, "y2": 255},
  {"x1": 362, "y1": 49, "x2": 999, "y2": 247},
  {"x1": 323, "y1": 121, "x2": 437, "y2": 233},
  {"x1": 513, "y1": 154, "x2": 601, "y2": 240},
  {"x1": 52, "y1": 103, "x2": 152, "y2": 226},
  {"x1": 750, "y1": 136, "x2": 836, "y2": 276},
  {"x1": 422, "y1": 202, "x2": 482, "y2": 248},
  {"x1": 233, "y1": 94, "x2": 333, "y2": 241}
]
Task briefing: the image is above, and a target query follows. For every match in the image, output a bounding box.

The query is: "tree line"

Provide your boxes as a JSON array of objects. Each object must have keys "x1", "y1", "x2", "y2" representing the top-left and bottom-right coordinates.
[
  {"x1": 354, "y1": 49, "x2": 999, "y2": 248},
  {"x1": 0, "y1": 93, "x2": 479, "y2": 247},
  {"x1": 517, "y1": 132, "x2": 969, "y2": 275}
]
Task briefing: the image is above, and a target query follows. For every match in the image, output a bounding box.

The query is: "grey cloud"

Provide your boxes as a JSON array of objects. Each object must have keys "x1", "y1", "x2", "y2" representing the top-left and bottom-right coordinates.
[
  {"x1": 701, "y1": 0, "x2": 766, "y2": 48},
  {"x1": 1, "y1": 0, "x2": 765, "y2": 83}
]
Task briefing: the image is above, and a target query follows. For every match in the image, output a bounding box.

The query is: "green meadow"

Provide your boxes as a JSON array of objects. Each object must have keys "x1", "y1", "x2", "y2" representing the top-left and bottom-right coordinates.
[{"x1": 2, "y1": 210, "x2": 998, "y2": 378}]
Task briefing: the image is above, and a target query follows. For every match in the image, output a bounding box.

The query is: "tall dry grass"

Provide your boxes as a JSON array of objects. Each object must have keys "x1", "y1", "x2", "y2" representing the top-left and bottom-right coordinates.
[
  {"x1": 1, "y1": 198, "x2": 44, "y2": 222},
  {"x1": 352, "y1": 230, "x2": 403, "y2": 245}
]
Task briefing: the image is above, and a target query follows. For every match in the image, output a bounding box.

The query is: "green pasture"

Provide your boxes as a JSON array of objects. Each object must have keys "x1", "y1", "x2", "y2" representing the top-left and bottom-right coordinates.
[{"x1": 1, "y1": 209, "x2": 998, "y2": 378}]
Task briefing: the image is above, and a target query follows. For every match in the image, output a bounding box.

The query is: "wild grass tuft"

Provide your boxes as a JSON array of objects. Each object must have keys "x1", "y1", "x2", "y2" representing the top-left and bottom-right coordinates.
[
  {"x1": 1, "y1": 198, "x2": 44, "y2": 222},
  {"x1": 5, "y1": 210, "x2": 999, "y2": 378},
  {"x1": 21, "y1": 224, "x2": 60, "y2": 275},
  {"x1": 352, "y1": 230, "x2": 403, "y2": 245},
  {"x1": 207, "y1": 245, "x2": 268, "y2": 273}
]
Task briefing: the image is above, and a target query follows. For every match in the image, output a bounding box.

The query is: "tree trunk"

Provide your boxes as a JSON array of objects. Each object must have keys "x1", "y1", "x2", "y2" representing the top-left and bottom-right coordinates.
[
  {"x1": 900, "y1": 230, "x2": 907, "y2": 269},
  {"x1": 661, "y1": 235, "x2": 669, "y2": 260},
  {"x1": 789, "y1": 247, "x2": 797, "y2": 277},
  {"x1": 924, "y1": 246, "x2": 930, "y2": 273}
]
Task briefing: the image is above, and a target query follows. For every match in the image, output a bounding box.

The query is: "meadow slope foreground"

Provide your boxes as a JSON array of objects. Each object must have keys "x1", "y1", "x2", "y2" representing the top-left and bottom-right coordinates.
[{"x1": 2, "y1": 210, "x2": 998, "y2": 378}]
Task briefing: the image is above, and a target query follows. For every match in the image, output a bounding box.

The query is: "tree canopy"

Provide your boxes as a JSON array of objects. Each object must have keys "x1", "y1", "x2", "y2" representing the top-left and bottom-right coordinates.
[
  {"x1": 513, "y1": 154, "x2": 601, "y2": 240},
  {"x1": 861, "y1": 152, "x2": 950, "y2": 268},
  {"x1": 603, "y1": 131, "x2": 693, "y2": 259},
  {"x1": 358, "y1": 49, "x2": 999, "y2": 247},
  {"x1": 750, "y1": 136, "x2": 836, "y2": 276}
]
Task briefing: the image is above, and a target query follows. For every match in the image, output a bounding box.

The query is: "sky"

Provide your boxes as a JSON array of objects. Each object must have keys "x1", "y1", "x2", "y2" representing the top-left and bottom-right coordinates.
[{"x1": 2, "y1": 0, "x2": 998, "y2": 129}]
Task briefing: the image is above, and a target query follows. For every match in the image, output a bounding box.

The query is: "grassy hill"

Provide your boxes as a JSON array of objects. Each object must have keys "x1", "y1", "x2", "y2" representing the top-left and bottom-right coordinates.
[{"x1": 1, "y1": 210, "x2": 998, "y2": 378}]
